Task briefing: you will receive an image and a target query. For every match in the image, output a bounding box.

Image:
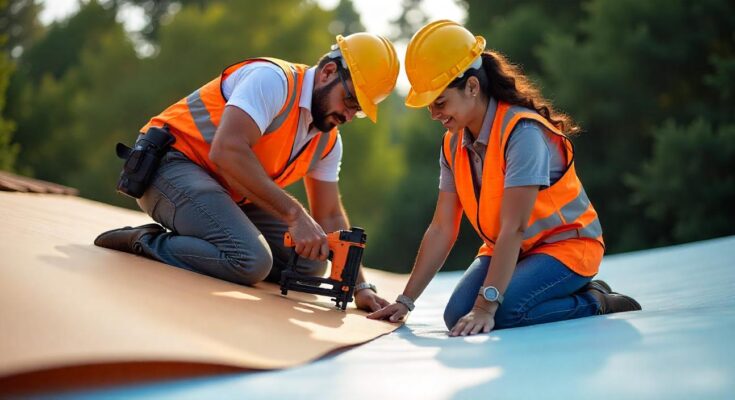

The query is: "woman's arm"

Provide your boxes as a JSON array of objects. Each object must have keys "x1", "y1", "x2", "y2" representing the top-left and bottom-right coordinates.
[
  {"x1": 367, "y1": 191, "x2": 463, "y2": 321},
  {"x1": 449, "y1": 185, "x2": 539, "y2": 336}
]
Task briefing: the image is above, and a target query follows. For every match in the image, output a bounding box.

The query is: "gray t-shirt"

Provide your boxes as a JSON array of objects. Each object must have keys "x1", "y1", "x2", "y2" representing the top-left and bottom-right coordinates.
[{"x1": 439, "y1": 99, "x2": 566, "y2": 193}]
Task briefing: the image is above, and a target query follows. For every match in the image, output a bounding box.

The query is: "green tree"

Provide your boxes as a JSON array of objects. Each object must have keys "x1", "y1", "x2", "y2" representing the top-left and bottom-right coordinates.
[
  {"x1": 328, "y1": 0, "x2": 364, "y2": 36},
  {"x1": 0, "y1": 0, "x2": 19, "y2": 171},
  {"x1": 113, "y1": 0, "x2": 206, "y2": 41},
  {"x1": 627, "y1": 120, "x2": 735, "y2": 245},
  {"x1": 458, "y1": 0, "x2": 735, "y2": 253},
  {"x1": 337, "y1": 94, "x2": 404, "y2": 253},
  {"x1": 6, "y1": 1, "x2": 120, "y2": 180},
  {"x1": 0, "y1": 0, "x2": 43, "y2": 58},
  {"x1": 22, "y1": 1, "x2": 118, "y2": 81},
  {"x1": 389, "y1": 0, "x2": 428, "y2": 42},
  {"x1": 60, "y1": 22, "x2": 143, "y2": 208},
  {"x1": 538, "y1": 0, "x2": 735, "y2": 251},
  {"x1": 461, "y1": 0, "x2": 582, "y2": 76}
]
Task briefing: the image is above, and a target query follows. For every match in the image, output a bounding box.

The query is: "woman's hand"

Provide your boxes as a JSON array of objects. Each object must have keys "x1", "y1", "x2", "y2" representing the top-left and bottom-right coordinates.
[
  {"x1": 355, "y1": 290, "x2": 390, "y2": 312},
  {"x1": 366, "y1": 302, "x2": 410, "y2": 322},
  {"x1": 449, "y1": 306, "x2": 495, "y2": 336}
]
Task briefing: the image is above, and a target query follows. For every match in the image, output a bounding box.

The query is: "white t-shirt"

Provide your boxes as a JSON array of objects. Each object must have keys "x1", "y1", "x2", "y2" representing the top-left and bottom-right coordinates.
[{"x1": 221, "y1": 62, "x2": 342, "y2": 182}]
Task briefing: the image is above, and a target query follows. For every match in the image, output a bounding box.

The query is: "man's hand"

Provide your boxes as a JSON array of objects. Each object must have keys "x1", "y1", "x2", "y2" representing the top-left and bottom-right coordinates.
[
  {"x1": 287, "y1": 210, "x2": 329, "y2": 261},
  {"x1": 449, "y1": 306, "x2": 495, "y2": 336},
  {"x1": 355, "y1": 290, "x2": 390, "y2": 312},
  {"x1": 366, "y1": 302, "x2": 409, "y2": 322}
]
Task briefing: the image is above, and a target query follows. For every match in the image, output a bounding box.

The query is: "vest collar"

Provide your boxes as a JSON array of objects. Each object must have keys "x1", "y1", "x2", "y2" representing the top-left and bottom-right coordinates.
[
  {"x1": 299, "y1": 67, "x2": 316, "y2": 111},
  {"x1": 299, "y1": 67, "x2": 319, "y2": 135}
]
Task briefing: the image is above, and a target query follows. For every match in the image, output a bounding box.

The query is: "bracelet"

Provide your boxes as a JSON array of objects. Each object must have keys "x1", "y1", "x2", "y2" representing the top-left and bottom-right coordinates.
[
  {"x1": 395, "y1": 294, "x2": 415, "y2": 311},
  {"x1": 354, "y1": 282, "x2": 377, "y2": 294}
]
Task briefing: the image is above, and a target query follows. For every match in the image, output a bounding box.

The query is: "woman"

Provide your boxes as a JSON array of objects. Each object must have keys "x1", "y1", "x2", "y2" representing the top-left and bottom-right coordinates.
[{"x1": 368, "y1": 20, "x2": 640, "y2": 336}]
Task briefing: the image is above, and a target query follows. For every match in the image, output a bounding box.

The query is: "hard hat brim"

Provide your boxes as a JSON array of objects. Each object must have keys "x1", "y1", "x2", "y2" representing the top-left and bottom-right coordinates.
[
  {"x1": 404, "y1": 85, "x2": 447, "y2": 109},
  {"x1": 354, "y1": 84, "x2": 378, "y2": 122}
]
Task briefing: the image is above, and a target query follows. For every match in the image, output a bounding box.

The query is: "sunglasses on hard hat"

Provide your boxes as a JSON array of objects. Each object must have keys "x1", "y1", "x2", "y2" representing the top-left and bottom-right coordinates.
[{"x1": 336, "y1": 65, "x2": 367, "y2": 119}]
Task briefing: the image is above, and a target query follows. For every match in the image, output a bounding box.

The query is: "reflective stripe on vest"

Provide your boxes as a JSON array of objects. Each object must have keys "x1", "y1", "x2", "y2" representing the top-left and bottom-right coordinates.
[
  {"x1": 265, "y1": 64, "x2": 299, "y2": 134},
  {"x1": 522, "y1": 187, "x2": 602, "y2": 241},
  {"x1": 186, "y1": 89, "x2": 218, "y2": 143},
  {"x1": 495, "y1": 105, "x2": 602, "y2": 244},
  {"x1": 443, "y1": 101, "x2": 604, "y2": 256},
  {"x1": 308, "y1": 130, "x2": 334, "y2": 172}
]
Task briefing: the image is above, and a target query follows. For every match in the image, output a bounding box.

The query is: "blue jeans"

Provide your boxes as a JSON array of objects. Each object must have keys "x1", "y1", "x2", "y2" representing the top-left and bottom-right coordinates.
[
  {"x1": 444, "y1": 254, "x2": 600, "y2": 330},
  {"x1": 134, "y1": 150, "x2": 326, "y2": 285}
]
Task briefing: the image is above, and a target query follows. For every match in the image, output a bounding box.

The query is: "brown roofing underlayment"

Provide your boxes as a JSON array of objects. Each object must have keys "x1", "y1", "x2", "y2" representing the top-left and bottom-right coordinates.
[{"x1": 0, "y1": 188, "x2": 406, "y2": 395}]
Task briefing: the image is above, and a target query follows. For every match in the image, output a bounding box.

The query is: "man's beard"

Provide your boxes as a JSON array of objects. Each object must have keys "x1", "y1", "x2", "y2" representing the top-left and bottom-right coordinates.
[{"x1": 311, "y1": 78, "x2": 346, "y2": 132}]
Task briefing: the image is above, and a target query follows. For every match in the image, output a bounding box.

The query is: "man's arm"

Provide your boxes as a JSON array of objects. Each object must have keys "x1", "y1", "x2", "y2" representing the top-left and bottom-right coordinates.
[
  {"x1": 304, "y1": 176, "x2": 390, "y2": 311},
  {"x1": 210, "y1": 105, "x2": 329, "y2": 260}
]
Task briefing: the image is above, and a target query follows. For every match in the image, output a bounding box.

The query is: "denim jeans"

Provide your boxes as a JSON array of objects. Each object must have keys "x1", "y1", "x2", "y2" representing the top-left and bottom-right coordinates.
[
  {"x1": 444, "y1": 254, "x2": 600, "y2": 330},
  {"x1": 135, "y1": 150, "x2": 326, "y2": 285}
]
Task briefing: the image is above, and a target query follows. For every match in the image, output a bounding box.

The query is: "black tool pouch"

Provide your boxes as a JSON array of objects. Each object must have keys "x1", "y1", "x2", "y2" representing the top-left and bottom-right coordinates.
[{"x1": 115, "y1": 126, "x2": 175, "y2": 199}]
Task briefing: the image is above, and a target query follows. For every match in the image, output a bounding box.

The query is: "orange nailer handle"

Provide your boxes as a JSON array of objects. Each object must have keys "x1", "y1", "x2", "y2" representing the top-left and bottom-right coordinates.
[
  {"x1": 283, "y1": 232, "x2": 328, "y2": 247},
  {"x1": 282, "y1": 231, "x2": 333, "y2": 255},
  {"x1": 283, "y1": 231, "x2": 366, "y2": 282},
  {"x1": 325, "y1": 232, "x2": 348, "y2": 281},
  {"x1": 284, "y1": 232, "x2": 295, "y2": 248}
]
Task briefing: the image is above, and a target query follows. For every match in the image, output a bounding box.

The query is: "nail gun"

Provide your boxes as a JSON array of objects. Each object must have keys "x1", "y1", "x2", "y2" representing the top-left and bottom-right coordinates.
[{"x1": 280, "y1": 227, "x2": 366, "y2": 310}]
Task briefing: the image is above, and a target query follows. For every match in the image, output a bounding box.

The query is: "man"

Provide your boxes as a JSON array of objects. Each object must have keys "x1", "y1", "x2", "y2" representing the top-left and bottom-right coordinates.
[{"x1": 95, "y1": 32, "x2": 399, "y2": 311}]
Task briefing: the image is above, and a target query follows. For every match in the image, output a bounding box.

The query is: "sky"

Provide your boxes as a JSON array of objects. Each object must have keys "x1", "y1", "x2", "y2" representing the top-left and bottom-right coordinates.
[{"x1": 37, "y1": 0, "x2": 467, "y2": 93}]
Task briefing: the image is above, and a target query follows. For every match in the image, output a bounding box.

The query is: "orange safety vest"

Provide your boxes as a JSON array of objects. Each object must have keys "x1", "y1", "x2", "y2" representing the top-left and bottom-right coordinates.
[
  {"x1": 141, "y1": 57, "x2": 339, "y2": 204},
  {"x1": 442, "y1": 101, "x2": 605, "y2": 276}
]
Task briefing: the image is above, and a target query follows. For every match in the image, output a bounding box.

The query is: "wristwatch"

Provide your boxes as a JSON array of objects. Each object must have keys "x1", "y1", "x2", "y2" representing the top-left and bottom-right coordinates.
[
  {"x1": 354, "y1": 282, "x2": 377, "y2": 294},
  {"x1": 478, "y1": 285, "x2": 504, "y2": 305},
  {"x1": 395, "y1": 294, "x2": 415, "y2": 311}
]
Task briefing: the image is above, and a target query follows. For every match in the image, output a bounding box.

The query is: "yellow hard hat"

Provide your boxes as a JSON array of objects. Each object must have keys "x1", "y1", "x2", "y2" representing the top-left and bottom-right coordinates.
[
  {"x1": 404, "y1": 20, "x2": 486, "y2": 108},
  {"x1": 335, "y1": 33, "x2": 399, "y2": 122}
]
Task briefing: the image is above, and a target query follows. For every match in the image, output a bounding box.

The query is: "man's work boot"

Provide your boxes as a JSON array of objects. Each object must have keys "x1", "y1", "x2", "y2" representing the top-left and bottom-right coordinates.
[
  {"x1": 94, "y1": 223, "x2": 165, "y2": 255},
  {"x1": 585, "y1": 280, "x2": 642, "y2": 315}
]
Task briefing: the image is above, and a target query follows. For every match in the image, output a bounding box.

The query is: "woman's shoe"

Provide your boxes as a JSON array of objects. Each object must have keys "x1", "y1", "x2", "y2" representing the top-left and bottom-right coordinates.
[{"x1": 585, "y1": 282, "x2": 642, "y2": 314}]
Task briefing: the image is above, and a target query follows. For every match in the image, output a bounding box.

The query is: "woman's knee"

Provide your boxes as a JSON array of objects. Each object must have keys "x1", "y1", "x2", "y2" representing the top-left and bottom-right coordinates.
[
  {"x1": 442, "y1": 257, "x2": 492, "y2": 330},
  {"x1": 493, "y1": 304, "x2": 525, "y2": 329},
  {"x1": 443, "y1": 303, "x2": 463, "y2": 330}
]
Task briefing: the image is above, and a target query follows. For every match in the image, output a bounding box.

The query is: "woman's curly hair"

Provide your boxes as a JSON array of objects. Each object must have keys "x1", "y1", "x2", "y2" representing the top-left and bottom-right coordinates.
[{"x1": 449, "y1": 51, "x2": 580, "y2": 136}]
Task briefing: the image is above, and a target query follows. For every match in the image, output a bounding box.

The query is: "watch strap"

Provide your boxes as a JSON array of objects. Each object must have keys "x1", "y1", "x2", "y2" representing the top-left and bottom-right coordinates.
[
  {"x1": 355, "y1": 282, "x2": 377, "y2": 294},
  {"x1": 395, "y1": 294, "x2": 415, "y2": 311}
]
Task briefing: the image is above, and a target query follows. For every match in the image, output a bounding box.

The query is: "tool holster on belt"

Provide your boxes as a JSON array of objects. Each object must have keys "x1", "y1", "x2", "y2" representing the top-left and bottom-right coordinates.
[{"x1": 115, "y1": 126, "x2": 175, "y2": 199}]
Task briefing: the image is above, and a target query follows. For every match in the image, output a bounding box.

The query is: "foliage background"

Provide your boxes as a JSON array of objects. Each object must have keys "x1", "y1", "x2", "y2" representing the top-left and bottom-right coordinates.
[{"x1": 2, "y1": 0, "x2": 733, "y2": 272}]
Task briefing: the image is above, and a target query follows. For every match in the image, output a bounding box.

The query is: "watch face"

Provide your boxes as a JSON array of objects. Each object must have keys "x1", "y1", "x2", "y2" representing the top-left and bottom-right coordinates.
[{"x1": 483, "y1": 286, "x2": 499, "y2": 301}]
